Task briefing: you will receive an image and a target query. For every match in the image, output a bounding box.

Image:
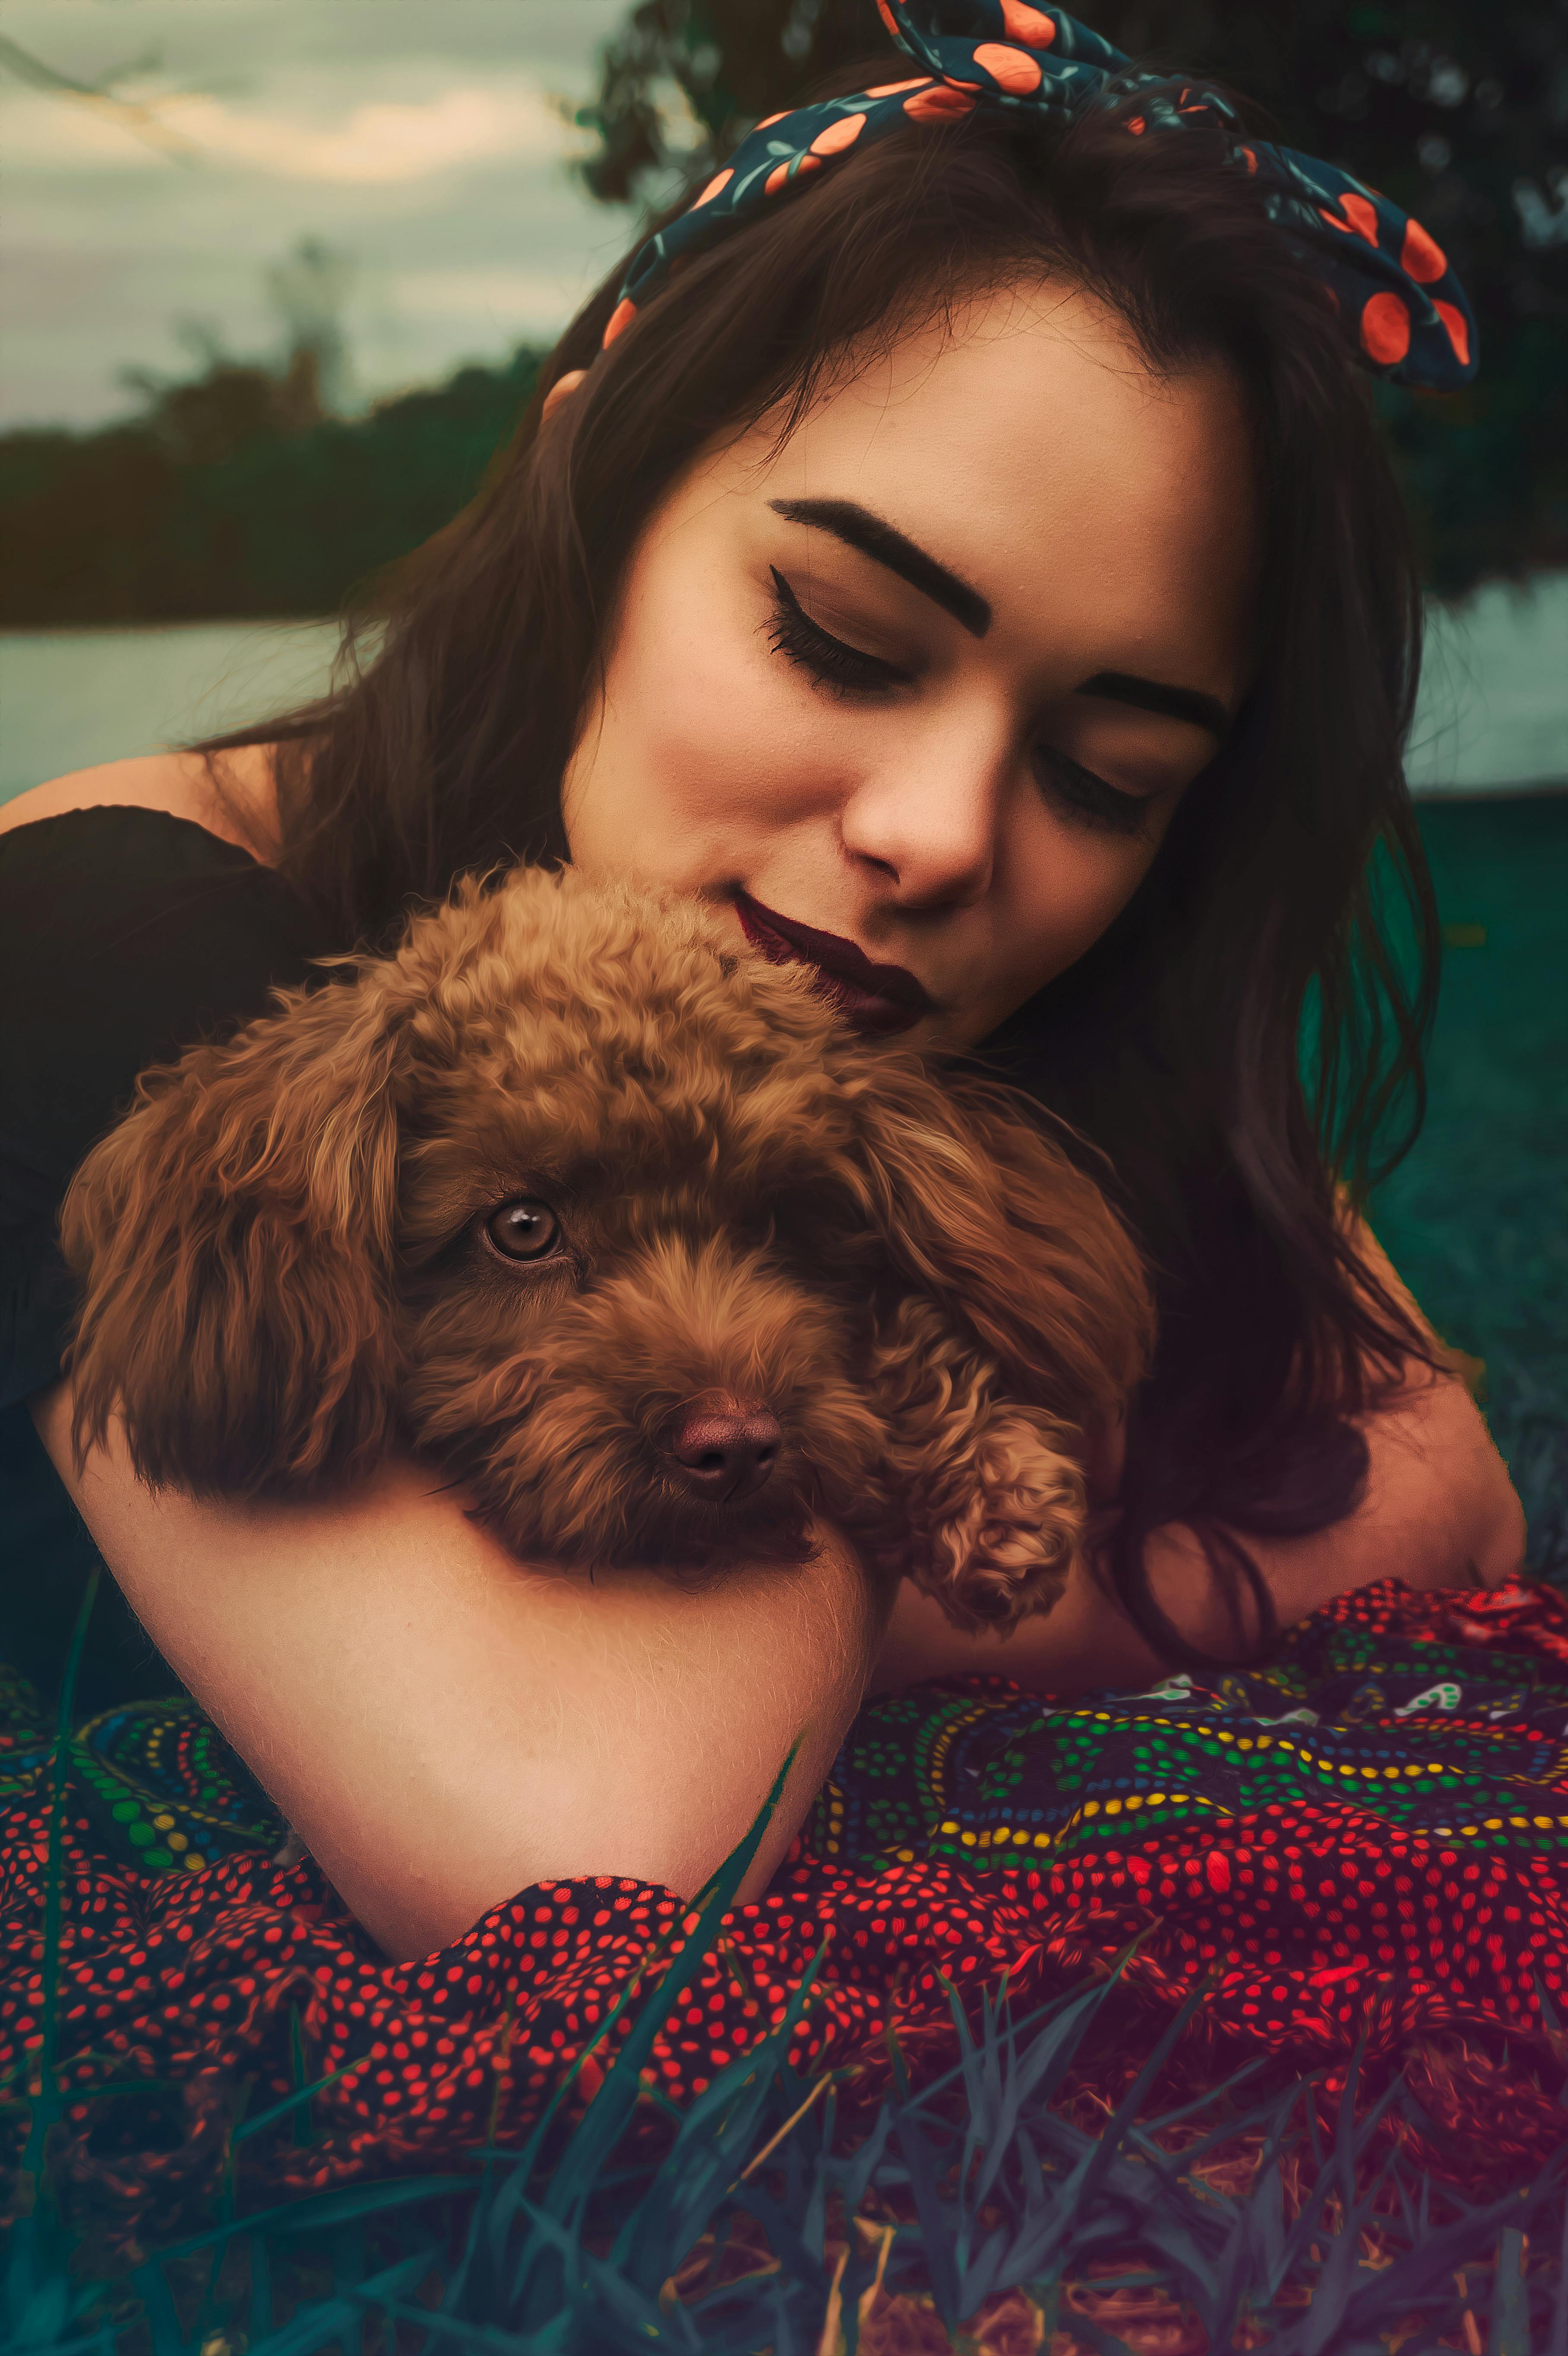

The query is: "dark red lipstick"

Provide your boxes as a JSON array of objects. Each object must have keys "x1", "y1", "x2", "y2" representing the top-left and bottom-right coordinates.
[{"x1": 733, "y1": 893, "x2": 934, "y2": 1038}]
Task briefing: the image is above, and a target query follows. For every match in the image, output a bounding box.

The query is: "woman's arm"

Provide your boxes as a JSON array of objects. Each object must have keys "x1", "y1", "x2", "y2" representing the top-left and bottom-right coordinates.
[
  {"x1": 32, "y1": 1383, "x2": 886, "y2": 1963},
  {"x1": 875, "y1": 1218, "x2": 1525, "y2": 1697}
]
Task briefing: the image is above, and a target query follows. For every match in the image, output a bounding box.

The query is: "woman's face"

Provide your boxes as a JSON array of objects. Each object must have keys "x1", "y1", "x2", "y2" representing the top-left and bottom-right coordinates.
[{"x1": 561, "y1": 279, "x2": 1258, "y2": 1048}]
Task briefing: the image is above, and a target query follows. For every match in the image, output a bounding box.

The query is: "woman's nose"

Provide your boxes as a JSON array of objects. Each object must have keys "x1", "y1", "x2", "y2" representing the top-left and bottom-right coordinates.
[{"x1": 836, "y1": 734, "x2": 1003, "y2": 910}]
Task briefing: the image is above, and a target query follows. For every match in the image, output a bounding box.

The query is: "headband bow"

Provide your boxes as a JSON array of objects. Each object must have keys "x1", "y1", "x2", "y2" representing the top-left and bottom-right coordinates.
[{"x1": 603, "y1": 0, "x2": 1476, "y2": 392}]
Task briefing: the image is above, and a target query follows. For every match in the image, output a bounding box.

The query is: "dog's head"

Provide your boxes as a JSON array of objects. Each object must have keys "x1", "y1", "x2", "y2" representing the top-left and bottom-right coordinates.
[{"x1": 63, "y1": 867, "x2": 1152, "y2": 1586}]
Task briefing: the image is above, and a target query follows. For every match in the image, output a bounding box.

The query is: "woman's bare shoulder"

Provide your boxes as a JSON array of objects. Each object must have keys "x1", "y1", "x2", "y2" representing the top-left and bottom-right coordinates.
[{"x1": 0, "y1": 745, "x2": 278, "y2": 857}]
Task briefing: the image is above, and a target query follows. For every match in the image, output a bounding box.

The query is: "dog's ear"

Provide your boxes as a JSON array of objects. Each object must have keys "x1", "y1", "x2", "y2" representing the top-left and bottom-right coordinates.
[
  {"x1": 845, "y1": 1061, "x2": 1155, "y2": 1434},
  {"x1": 61, "y1": 956, "x2": 411, "y2": 1498}
]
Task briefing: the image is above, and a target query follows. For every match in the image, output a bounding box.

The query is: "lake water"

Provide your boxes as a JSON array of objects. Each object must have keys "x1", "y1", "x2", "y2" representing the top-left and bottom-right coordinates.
[
  {"x1": 2, "y1": 576, "x2": 1565, "y2": 808},
  {"x1": 0, "y1": 621, "x2": 341, "y2": 805}
]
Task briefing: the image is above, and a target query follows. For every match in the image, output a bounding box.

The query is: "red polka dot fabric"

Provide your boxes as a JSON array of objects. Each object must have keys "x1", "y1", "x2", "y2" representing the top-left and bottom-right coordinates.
[{"x1": 2, "y1": 1576, "x2": 1565, "y2": 2236}]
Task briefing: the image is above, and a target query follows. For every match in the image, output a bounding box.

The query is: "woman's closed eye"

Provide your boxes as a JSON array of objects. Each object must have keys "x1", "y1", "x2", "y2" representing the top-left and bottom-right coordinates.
[
  {"x1": 767, "y1": 562, "x2": 1165, "y2": 839},
  {"x1": 765, "y1": 567, "x2": 914, "y2": 697},
  {"x1": 1033, "y1": 746, "x2": 1158, "y2": 838}
]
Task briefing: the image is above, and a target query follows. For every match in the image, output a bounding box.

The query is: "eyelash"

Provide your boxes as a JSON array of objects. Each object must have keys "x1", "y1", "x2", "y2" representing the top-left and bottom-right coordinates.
[
  {"x1": 765, "y1": 567, "x2": 910, "y2": 697},
  {"x1": 1033, "y1": 750, "x2": 1153, "y2": 839},
  {"x1": 765, "y1": 565, "x2": 1153, "y2": 840}
]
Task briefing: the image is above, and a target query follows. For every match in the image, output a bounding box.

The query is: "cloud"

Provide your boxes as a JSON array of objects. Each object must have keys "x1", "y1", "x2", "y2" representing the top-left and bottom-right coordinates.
[
  {"x1": 0, "y1": 0, "x2": 634, "y2": 425},
  {"x1": 0, "y1": 79, "x2": 575, "y2": 184},
  {"x1": 161, "y1": 82, "x2": 572, "y2": 182}
]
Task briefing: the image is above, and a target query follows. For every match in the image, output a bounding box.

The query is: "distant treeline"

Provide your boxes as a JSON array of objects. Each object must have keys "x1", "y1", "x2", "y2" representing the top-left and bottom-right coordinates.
[
  {"x1": 0, "y1": 344, "x2": 542, "y2": 629},
  {"x1": 2, "y1": 322, "x2": 1565, "y2": 625},
  {"x1": 6, "y1": 0, "x2": 1568, "y2": 624}
]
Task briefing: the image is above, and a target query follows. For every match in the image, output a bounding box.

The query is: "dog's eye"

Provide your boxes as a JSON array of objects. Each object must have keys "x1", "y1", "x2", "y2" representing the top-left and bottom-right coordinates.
[{"x1": 484, "y1": 1199, "x2": 562, "y2": 1262}]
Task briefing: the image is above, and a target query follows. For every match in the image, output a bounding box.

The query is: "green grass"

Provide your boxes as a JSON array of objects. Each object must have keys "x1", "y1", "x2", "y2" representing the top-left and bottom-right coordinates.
[
  {"x1": 1371, "y1": 793, "x2": 1568, "y2": 1573},
  {"x1": 10, "y1": 1894, "x2": 1568, "y2": 2354}
]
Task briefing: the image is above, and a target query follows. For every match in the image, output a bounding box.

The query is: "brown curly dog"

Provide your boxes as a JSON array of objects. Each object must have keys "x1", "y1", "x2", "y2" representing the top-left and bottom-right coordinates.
[{"x1": 61, "y1": 867, "x2": 1153, "y2": 1632}]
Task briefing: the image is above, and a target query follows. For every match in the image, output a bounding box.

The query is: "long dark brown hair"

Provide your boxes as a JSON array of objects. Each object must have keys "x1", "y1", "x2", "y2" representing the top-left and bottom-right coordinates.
[{"x1": 205, "y1": 69, "x2": 1441, "y2": 1666}]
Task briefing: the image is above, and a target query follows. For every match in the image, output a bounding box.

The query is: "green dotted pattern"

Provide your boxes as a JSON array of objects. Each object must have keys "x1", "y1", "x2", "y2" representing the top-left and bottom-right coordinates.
[
  {"x1": 0, "y1": 1662, "x2": 282, "y2": 1874},
  {"x1": 811, "y1": 1599, "x2": 1568, "y2": 1872}
]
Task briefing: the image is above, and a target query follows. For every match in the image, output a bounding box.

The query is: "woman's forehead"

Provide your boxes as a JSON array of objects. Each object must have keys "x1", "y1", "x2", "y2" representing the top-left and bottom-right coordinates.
[{"x1": 682, "y1": 282, "x2": 1258, "y2": 694}]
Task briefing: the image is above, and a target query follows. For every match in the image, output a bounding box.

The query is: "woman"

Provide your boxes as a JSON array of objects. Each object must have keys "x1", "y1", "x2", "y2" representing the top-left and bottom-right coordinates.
[{"x1": 0, "y1": 2, "x2": 1523, "y2": 1964}]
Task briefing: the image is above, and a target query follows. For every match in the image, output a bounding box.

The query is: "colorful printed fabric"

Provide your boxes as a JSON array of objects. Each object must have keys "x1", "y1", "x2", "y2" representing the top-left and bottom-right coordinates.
[
  {"x1": 3, "y1": 1577, "x2": 1567, "y2": 2245},
  {"x1": 0, "y1": 1661, "x2": 279, "y2": 1877},
  {"x1": 604, "y1": 0, "x2": 1476, "y2": 393}
]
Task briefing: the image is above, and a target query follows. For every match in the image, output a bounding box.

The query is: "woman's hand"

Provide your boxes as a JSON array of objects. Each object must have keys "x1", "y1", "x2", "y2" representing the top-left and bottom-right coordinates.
[{"x1": 32, "y1": 1382, "x2": 888, "y2": 1962}]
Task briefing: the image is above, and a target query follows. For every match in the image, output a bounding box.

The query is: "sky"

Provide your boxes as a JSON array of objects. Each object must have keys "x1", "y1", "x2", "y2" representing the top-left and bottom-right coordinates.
[{"x1": 0, "y1": 0, "x2": 670, "y2": 428}]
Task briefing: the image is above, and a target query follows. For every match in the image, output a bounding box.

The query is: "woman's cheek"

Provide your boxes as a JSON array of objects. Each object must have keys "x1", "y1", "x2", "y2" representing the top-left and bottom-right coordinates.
[
  {"x1": 1027, "y1": 810, "x2": 1155, "y2": 958},
  {"x1": 969, "y1": 816, "x2": 1165, "y2": 1035},
  {"x1": 569, "y1": 597, "x2": 843, "y2": 886},
  {"x1": 632, "y1": 575, "x2": 847, "y2": 808},
  {"x1": 639, "y1": 668, "x2": 843, "y2": 848}
]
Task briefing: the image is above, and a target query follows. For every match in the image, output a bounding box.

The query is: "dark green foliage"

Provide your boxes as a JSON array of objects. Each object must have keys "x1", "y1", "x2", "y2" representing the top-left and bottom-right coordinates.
[
  {"x1": 0, "y1": 348, "x2": 543, "y2": 628},
  {"x1": 574, "y1": 0, "x2": 1568, "y2": 596},
  {"x1": 1372, "y1": 796, "x2": 1568, "y2": 1575}
]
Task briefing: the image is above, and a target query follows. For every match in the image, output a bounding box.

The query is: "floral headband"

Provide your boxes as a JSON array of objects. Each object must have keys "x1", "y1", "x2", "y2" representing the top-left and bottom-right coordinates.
[{"x1": 602, "y1": 0, "x2": 1476, "y2": 392}]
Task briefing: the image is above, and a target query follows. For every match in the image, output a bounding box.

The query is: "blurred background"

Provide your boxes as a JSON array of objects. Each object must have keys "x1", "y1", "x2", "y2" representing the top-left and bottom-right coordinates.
[{"x1": 1, "y1": 0, "x2": 1564, "y2": 1557}]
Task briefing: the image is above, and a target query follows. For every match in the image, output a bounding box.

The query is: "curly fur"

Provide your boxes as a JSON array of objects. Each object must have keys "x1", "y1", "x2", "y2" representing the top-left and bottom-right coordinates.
[{"x1": 61, "y1": 867, "x2": 1154, "y2": 1632}]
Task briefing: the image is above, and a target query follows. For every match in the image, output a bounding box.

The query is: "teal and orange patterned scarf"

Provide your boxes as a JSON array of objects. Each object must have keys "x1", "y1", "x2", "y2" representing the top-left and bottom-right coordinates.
[{"x1": 603, "y1": 0, "x2": 1476, "y2": 394}]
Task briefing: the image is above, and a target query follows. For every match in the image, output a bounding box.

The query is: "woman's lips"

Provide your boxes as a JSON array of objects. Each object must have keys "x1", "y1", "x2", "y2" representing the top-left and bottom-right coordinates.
[{"x1": 733, "y1": 893, "x2": 934, "y2": 1038}]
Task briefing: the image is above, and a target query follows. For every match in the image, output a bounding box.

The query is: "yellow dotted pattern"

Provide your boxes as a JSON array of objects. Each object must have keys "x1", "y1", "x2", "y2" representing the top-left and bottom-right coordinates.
[
  {"x1": 55, "y1": 1697, "x2": 271, "y2": 1876},
  {"x1": 896, "y1": 1697, "x2": 1568, "y2": 1866}
]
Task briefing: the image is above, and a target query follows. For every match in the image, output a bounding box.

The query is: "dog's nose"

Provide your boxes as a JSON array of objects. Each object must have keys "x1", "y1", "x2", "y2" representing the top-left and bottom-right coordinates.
[{"x1": 670, "y1": 1403, "x2": 782, "y2": 1504}]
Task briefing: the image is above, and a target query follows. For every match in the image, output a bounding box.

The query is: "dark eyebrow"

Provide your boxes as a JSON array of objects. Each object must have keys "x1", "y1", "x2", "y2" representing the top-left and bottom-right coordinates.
[
  {"x1": 1075, "y1": 670, "x2": 1230, "y2": 741},
  {"x1": 766, "y1": 498, "x2": 1229, "y2": 734},
  {"x1": 767, "y1": 496, "x2": 991, "y2": 638}
]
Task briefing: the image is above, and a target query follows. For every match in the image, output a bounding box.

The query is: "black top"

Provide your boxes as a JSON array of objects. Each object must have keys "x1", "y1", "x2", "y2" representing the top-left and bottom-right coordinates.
[{"x1": 0, "y1": 807, "x2": 336, "y2": 1709}]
